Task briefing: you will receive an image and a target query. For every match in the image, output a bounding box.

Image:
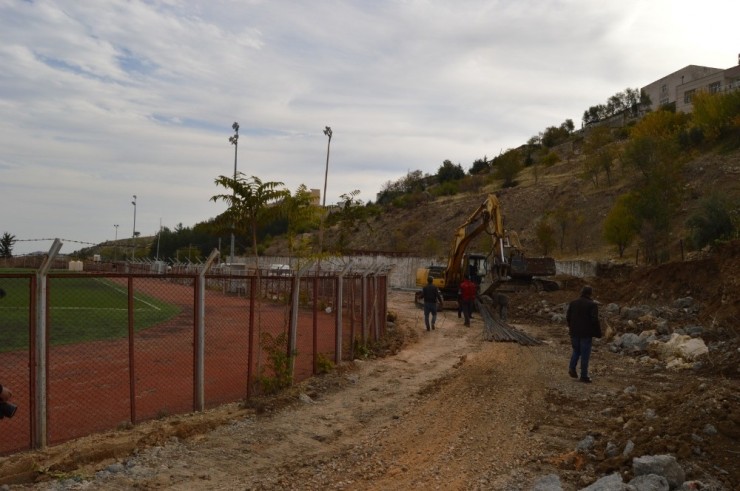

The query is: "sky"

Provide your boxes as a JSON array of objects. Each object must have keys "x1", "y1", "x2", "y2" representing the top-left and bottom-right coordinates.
[{"x1": 1, "y1": 0, "x2": 739, "y2": 256}]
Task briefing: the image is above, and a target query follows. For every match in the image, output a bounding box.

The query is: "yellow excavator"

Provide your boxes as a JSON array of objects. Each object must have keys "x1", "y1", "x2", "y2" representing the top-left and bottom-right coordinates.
[{"x1": 415, "y1": 194, "x2": 557, "y2": 308}]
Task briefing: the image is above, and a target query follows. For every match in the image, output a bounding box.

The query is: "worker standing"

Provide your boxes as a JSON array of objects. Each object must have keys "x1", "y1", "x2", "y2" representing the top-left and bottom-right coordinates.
[
  {"x1": 566, "y1": 285, "x2": 602, "y2": 383},
  {"x1": 459, "y1": 275, "x2": 477, "y2": 327},
  {"x1": 421, "y1": 277, "x2": 444, "y2": 331}
]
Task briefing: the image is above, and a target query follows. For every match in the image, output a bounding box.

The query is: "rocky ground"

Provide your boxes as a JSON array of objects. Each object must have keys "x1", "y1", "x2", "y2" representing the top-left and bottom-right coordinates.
[{"x1": 1, "y1": 247, "x2": 738, "y2": 490}]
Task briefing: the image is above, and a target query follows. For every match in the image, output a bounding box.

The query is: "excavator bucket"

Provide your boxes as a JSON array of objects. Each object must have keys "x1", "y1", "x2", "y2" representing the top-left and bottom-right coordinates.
[{"x1": 510, "y1": 256, "x2": 556, "y2": 278}]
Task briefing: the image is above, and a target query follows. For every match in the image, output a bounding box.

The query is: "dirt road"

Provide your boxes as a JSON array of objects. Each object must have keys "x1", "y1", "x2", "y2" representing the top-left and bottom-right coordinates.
[{"x1": 3, "y1": 289, "x2": 737, "y2": 490}]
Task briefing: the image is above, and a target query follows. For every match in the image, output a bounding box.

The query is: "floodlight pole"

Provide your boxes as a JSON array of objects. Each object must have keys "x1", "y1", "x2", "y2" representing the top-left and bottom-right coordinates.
[
  {"x1": 318, "y1": 126, "x2": 332, "y2": 263},
  {"x1": 322, "y1": 126, "x2": 332, "y2": 209},
  {"x1": 114, "y1": 224, "x2": 119, "y2": 262},
  {"x1": 229, "y1": 122, "x2": 239, "y2": 265},
  {"x1": 131, "y1": 195, "x2": 137, "y2": 261}
]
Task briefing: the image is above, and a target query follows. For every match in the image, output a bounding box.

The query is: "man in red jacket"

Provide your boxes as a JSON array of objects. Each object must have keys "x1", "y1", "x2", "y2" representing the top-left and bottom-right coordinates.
[
  {"x1": 566, "y1": 286, "x2": 602, "y2": 383},
  {"x1": 459, "y1": 275, "x2": 477, "y2": 327}
]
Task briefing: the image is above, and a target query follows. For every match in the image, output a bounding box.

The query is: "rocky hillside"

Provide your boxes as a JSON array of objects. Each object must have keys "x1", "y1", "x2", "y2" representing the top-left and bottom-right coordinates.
[{"x1": 282, "y1": 142, "x2": 740, "y2": 264}]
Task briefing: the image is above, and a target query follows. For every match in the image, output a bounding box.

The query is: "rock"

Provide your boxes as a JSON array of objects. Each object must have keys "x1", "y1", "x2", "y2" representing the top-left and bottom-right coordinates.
[
  {"x1": 531, "y1": 473, "x2": 563, "y2": 491},
  {"x1": 623, "y1": 440, "x2": 635, "y2": 457},
  {"x1": 632, "y1": 454, "x2": 686, "y2": 489},
  {"x1": 615, "y1": 333, "x2": 648, "y2": 353},
  {"x1": 628, "y1": 473, "x2": 669, "y2": 491},
  {"x1": 605, "y1": 441, "x2": 620, "y2": 458},
  {"x1": 622, "y1": 306, "x2": 653, "y2": 320},
  {"x1": 683, "y1": 325, "x2": 704, "y2": 338},
  {"x1": 299, "y1": 393, "x2": 315, "y2": 404},
  {"x1": 576, "y1": 435, "x2": 596, "y2": 453},
  {"x1": 580, "y1": 472, "x2": 627, "y2": 490},
  {"x1": 658, "y1": 334, "x2": 709, "y2": 361},
  {"x1": 678, "y1": 481, "x2": 708, "y2": 490},
  {"x1": 106, "y1": 463, "x2": 125, "y2": 473},
  {"x1": 702, "y1": 424, "x2": 717, "y2": 435},
  {"x1": 672, "y1": 297, "x2": 694, "y2": 309},
  {"x1": 605, "y1": 303, "x2": 620, "y2": 314}
]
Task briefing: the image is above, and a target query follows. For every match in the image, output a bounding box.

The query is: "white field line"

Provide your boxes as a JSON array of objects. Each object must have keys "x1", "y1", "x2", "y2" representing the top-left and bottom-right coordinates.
[
  {"x1": 93, "y1": 278, "x2": 162, "y2": 311},
  {"x1": 51, "y1": 307, "x2": 152, "y2": 311}
]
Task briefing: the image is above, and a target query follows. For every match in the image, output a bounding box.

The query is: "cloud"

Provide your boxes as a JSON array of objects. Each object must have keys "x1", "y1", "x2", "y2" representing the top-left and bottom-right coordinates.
[{"x1": 1, "y1": 0, "x2": 739, "y2": 254}]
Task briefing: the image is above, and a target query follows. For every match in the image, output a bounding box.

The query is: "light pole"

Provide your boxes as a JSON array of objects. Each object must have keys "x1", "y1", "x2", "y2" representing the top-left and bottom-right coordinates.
[
  {"x1": 228, "y1": 122, "x2": 239, "y2": 265},
  {"x1": 113, "y1": 224, "x2": 119, "y2": 262},
  {"x1": 318, "y1": 126, "x2": 332, "y2": 261},
  {"x1": 131, "y1": 195, "x2": 137, "y2": 261},
  {"x1": 322, "y1": 126, "x2": 332, "y2": 208}
]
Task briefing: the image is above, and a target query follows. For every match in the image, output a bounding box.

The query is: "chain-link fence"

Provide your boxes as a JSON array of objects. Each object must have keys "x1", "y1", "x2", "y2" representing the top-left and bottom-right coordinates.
[{"x1": 0, "y1": 267, "x2": 387, "y2": 455}]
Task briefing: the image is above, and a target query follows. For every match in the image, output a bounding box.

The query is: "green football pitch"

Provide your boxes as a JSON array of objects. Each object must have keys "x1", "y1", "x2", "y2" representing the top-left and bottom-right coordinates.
[{"x1": 0, "y1": 275, "x2": 181, "y2": 352}]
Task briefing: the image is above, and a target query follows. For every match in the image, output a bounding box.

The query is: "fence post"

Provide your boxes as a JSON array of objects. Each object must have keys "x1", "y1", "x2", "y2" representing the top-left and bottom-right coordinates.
[
  {"x1": 335, "y1": 262, "x2": 352, "y2": 365},
  {"x1": 288, "y1": 262, "x2": 313, "y2": 385},
  {"x1": 361, "y1": 273, "x2": 368, "y2": 343},
  {"x1": 34, "y1": 238, "x2": 62, "y2": 449},
  {"x1": 195, "y1": 249, "x2": 220, "y2": 411}
]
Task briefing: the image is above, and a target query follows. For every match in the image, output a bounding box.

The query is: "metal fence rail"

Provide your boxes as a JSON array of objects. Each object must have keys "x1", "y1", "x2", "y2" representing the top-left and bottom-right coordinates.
[{"x1": 0, "y1": 266, "x2": 387, "y2": 456}]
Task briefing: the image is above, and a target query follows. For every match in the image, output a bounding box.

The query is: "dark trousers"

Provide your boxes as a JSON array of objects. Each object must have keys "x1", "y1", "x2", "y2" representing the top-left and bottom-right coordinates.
[
  {"x1": 569, "y1": 336, "x2": 593, "y2": 378},
  {"x1": 423, "y1": 302, "x2": 438, "y2": 330},
  {"x1": 460, "y1": 299, "x2": 474, "y2": 325}
]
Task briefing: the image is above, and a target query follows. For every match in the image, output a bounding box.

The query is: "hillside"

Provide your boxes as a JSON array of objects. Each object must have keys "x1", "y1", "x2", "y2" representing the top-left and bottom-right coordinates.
[{"x1": 272, "y1": 141, "x2": 740, "y2": 264}]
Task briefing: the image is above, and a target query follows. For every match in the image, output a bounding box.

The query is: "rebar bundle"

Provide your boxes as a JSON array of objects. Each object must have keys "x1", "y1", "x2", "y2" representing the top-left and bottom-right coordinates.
[{"x1": 475, "y1": 297, "x2": 542, "y2": 346}]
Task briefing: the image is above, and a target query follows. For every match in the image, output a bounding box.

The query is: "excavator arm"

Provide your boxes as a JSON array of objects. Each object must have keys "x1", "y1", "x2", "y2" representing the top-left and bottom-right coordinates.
[{"x1": 445, "y1": 194, "x2": 512, "y2": 286}]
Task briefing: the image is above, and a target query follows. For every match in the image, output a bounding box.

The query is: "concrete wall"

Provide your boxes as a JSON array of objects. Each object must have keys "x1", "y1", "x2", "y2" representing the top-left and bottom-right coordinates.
[
  {"x1": 257, "y1": 255, "x2": 598, "y2": 288},
  {"x1": 555, "y1": 260, "x2": 597, "y2": 278}
]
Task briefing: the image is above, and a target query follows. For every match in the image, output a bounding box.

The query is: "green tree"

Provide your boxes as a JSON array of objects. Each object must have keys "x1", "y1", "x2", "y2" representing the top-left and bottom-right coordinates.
[
  {"x1": 525, "y1": 135, "x2": 540, "y2": 168},
  {"x1": 534, "y1": 219, "x2": 556, "y2": 256},
  {"x1": 211, "y1": 173, "x2": 289, "y2": 266},
  {"x1": 0, "y1": 232, "x2": 16, "y2": 258},
  {"x1": 541, "y1": 125, "x2": 569, "y2": 148},
  {"x1": 551, "y1": 207, "x2": 570, "y2": 253},
  {"x1": 582, "y1": 126, "x2": 615, "y2": 186},
  {"x1": 691, "y1": 90, "x2": 740, "y2": 141},
  {"x1": 326, "y1": 190, "x2": 374, "y2": 253},
  {"x1": 469, "y1": 156, "x2": 490, "y2": 175},
  {"x1": 686, "y1": 193, "x2": 738, "y2": 249},
  {"x1": 603, "y1": 194, "x2": 637, "y2": 257},
  {"x1": 570, "y1": 212, "x2": 587, "y2": 255},
  {"x1": 491, "y1": 149, "x2": 523, "y2": 188},
  {"x1": 437, "y1": 160, "x2": 465, "y2": 183},
  {"x1": 282, "y1": 185, "x2": 321, "y2": 258},
  {"x1": 376, "y1": 170, "x2": 427, "y2": 205},
  {"x1": 561, "y1": 119, "x2": 575, "y2": 134}
]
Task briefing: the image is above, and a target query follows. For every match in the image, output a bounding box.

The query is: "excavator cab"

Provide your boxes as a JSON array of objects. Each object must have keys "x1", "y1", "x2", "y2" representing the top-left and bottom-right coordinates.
[{"x1": 464, "y1": 254, "x2": 488, "y2": 286}]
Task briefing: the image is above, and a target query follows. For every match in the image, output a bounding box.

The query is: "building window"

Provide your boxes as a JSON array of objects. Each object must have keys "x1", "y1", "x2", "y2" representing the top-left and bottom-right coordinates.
[
  {"x1": 659, "y1": 97, "x2": 669, "y2": 106},
  {"x1": 708, "y1": 81, "x2": 721, "y2": 94},
  {"x1": 660, "y1": 84, "x2": 668, "y2": 95},
  {"x1": 684, "y1": 89, "x2": 696, "y2": 104}
]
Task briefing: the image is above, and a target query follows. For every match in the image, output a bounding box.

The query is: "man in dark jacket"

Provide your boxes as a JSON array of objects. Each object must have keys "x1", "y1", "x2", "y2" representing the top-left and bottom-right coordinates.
[
  {"x1": 566, "y1": 286, "x2": 602, "y2": 383},
  {"x1": 421, "y1": 277, "x2": 444, "y2": 331}
]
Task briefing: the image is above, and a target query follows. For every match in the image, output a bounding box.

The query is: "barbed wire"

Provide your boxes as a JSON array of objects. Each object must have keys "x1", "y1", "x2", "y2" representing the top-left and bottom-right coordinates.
[{"x1": 16, "y1": 238, "x2": 102, "y2": 247}]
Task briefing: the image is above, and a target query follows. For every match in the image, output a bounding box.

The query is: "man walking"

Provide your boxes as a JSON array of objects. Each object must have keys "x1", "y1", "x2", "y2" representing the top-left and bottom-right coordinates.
[
  {"x1": 421, "y1": 277, "x2": 444, "y2": 331},
  {"x1": 566, "y1": 286, "x2": 602, "y2": 383},
  {"x1": 459, "y1": 275, "x2": 477, "y2": 327}
]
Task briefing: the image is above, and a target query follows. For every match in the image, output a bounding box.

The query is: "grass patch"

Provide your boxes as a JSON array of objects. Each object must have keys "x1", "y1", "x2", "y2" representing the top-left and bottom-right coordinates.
[{"x1": 0, "y1": 276, "x2": 181, "y2": 352}]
